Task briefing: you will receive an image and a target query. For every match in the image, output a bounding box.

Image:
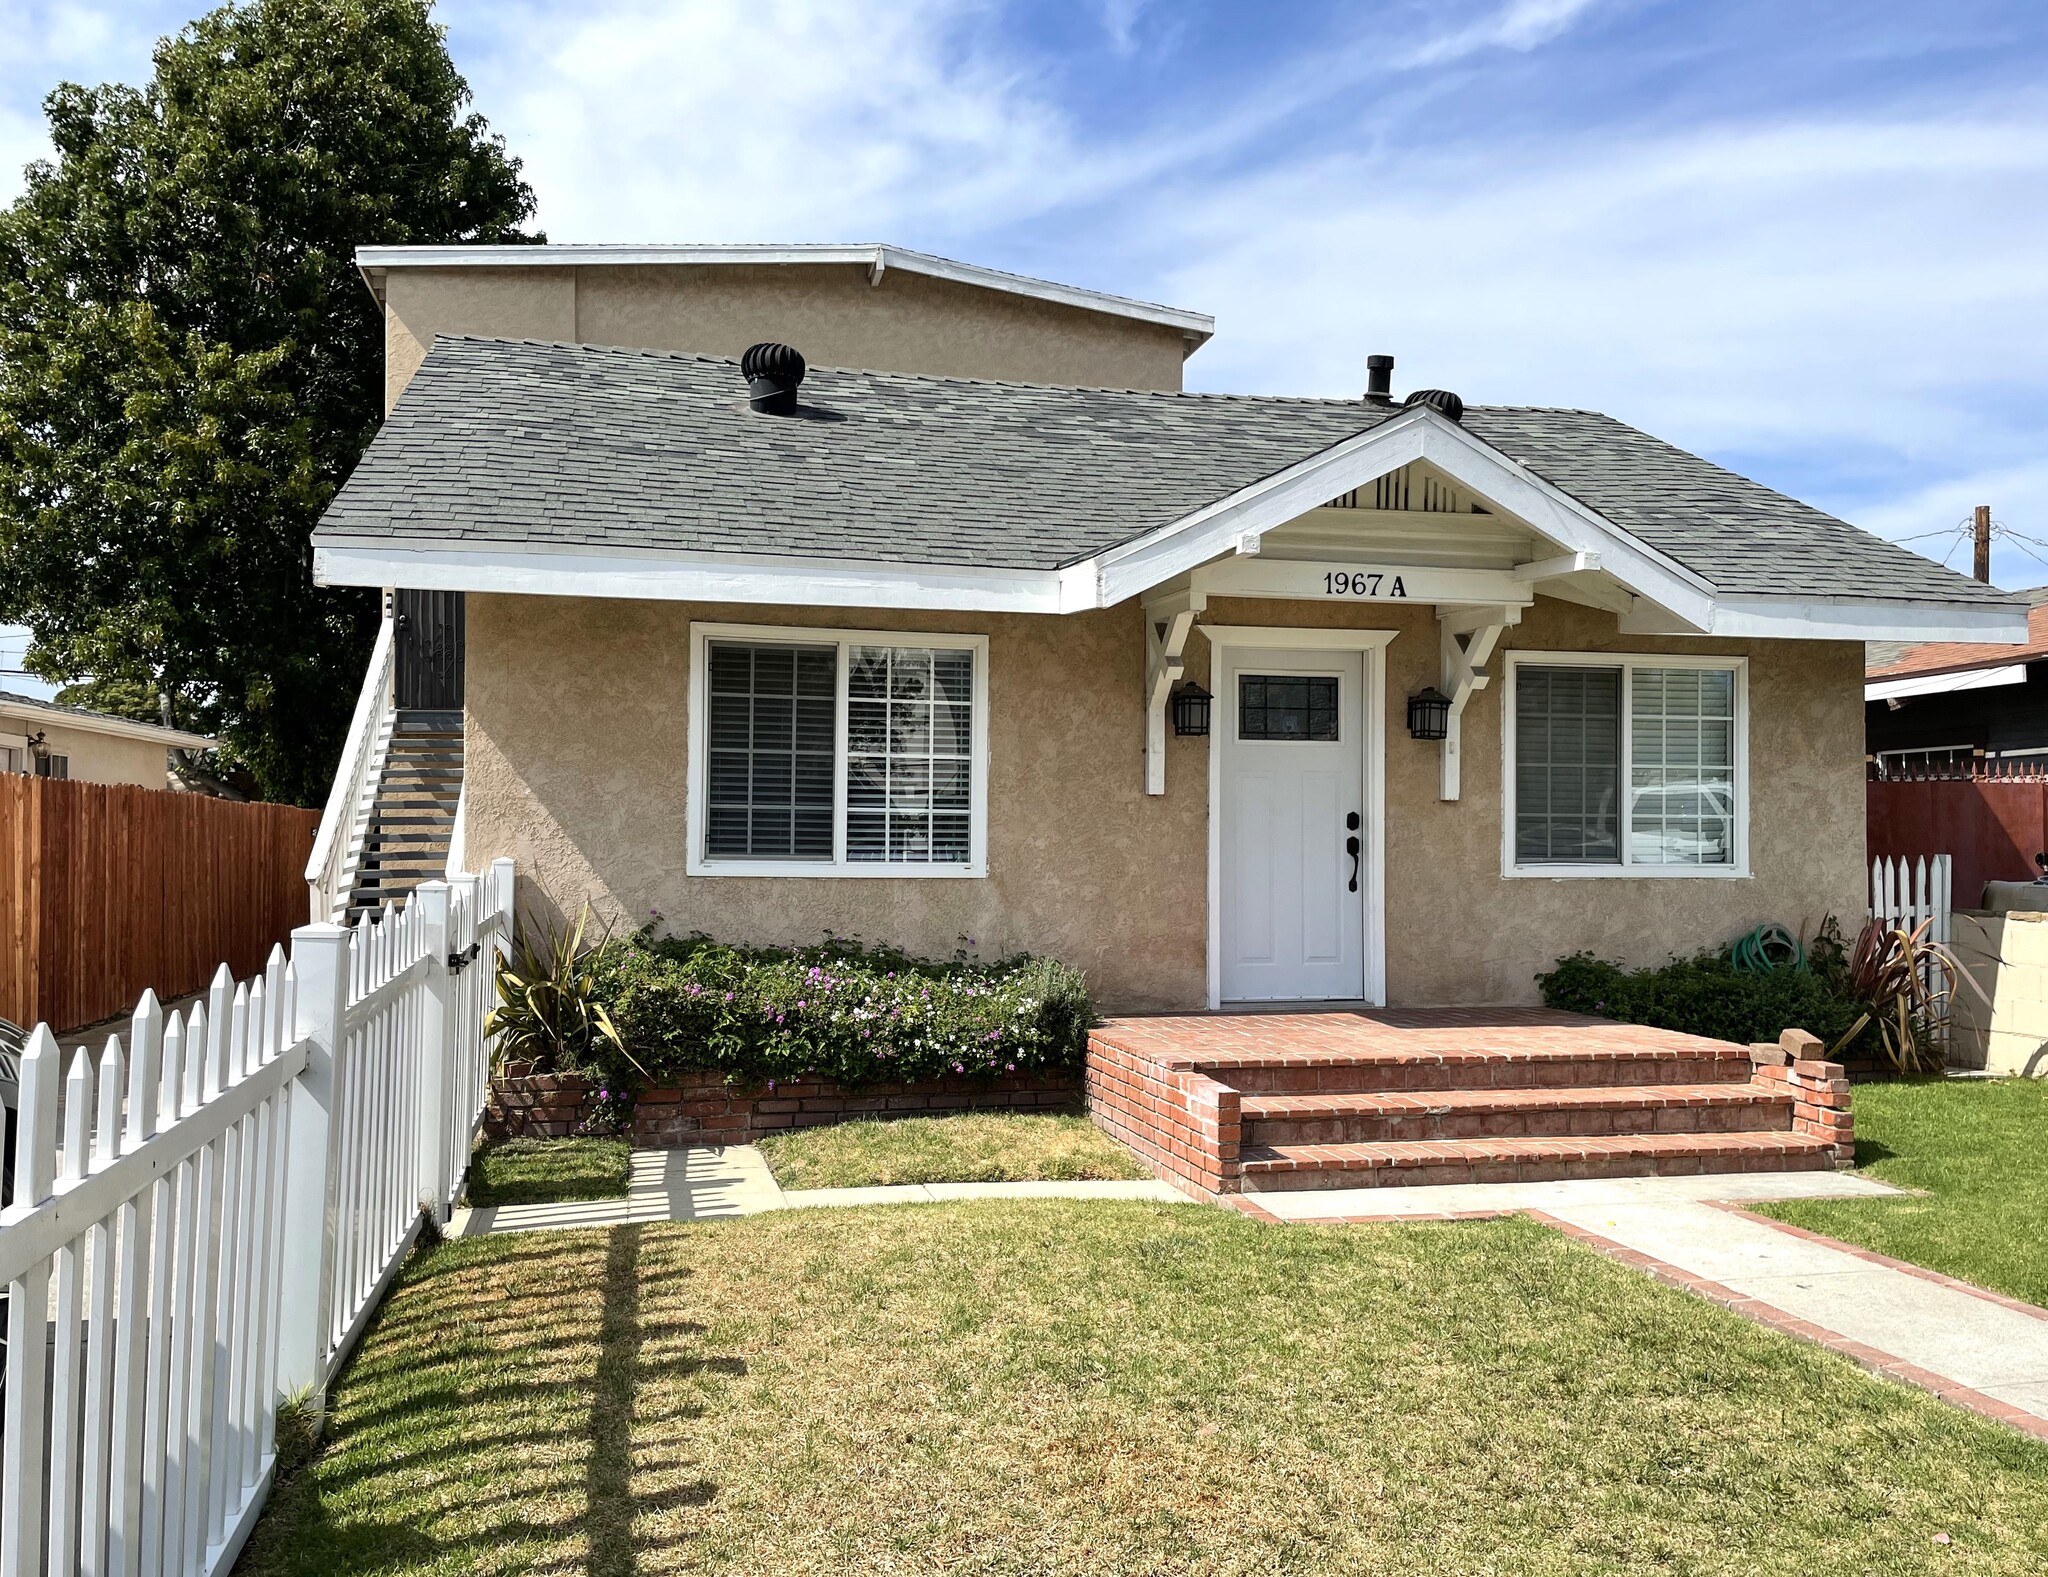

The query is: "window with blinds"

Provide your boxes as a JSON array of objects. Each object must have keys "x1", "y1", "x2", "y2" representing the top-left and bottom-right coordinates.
[
  {"x1": 1510, "y1": 658, "x2": 1743, "y2": 873},
  {"x1": 705, "y1": 642, "x2": 837, "y2": 859},
  {"x1": 695, "y1": 629, "x2": 985, "y2": 874},
  {"x1": 1513, "y1": 666, "x2": 1621, "y2": 863}
]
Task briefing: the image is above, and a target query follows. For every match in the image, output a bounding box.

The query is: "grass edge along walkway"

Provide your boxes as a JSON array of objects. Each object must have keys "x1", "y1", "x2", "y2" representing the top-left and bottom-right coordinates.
[
  {"x1": 241, "y1": 1201, "x2": 2048, "y2": 1577},
  {"x1": 1755, "y1": 1078, "x2": 2048, "y2": 1309}
]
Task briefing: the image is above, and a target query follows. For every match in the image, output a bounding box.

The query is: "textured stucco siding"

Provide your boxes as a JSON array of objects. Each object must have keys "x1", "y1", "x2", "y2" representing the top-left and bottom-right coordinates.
[
  {"x1": 463, "y1": 593, "x2": 1866, "y2": 1013},
  {"x1": 382, "y1": 263, "x2": 1188, "y2": 412}
]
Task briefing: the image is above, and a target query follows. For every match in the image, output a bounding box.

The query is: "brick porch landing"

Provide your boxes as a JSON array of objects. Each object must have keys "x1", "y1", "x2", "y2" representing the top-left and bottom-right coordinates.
[{"x1": 1085, "y1": 1008, "x2": 1854, "y2": 1199}]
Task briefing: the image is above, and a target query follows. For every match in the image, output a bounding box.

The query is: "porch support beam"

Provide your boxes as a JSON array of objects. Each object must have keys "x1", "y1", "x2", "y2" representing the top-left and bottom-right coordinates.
[
  {"x1": 1437, "y1": 602, "x2": 1522, "y2": 802},
  {"x1": 1144, "y1": 589, "x2": 1206, "y2": 796},
  {"x1": 1514, "y1": 550, "x2": 1600, "y2": 581}
]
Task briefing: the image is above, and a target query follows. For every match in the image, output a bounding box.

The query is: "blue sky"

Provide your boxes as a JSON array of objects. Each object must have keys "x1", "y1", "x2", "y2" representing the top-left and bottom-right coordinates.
[{"x1": 5, "y1": 0, "x2": 2048, "y2": 695}]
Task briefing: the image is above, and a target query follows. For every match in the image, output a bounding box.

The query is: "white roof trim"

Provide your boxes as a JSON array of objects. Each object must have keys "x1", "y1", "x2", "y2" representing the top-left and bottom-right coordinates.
[
  {"x1": 1867, "y1": 664, "x2": 2028, "y2": 702},
  {"x1": 353, "y1": 243, "x2": 1217, "y2": 345},
  {"x1": 0, "y1": 695, "x2": 215, "y2": 750},
  {"x1": 315, "y1": 541, "x2": 1071, "y2": 614},
  {"x1": 1699, "y1": 595, "x2": 2031, "y2": 644}
]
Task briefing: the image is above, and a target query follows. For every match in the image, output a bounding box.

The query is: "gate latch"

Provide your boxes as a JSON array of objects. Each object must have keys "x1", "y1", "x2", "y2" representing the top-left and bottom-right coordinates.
[{"x1": 446, "y1": 941, "x2": 482, "y2": 974}]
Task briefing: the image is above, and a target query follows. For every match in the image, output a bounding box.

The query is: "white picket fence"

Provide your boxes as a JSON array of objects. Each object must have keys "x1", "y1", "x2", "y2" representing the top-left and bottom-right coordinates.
[
  {"x1": 1871, "y1": 854, "x2": 1952, "y2": 946},
  {"x1": 0, "y1": 858, "x2": 514, "y2": 1577}
]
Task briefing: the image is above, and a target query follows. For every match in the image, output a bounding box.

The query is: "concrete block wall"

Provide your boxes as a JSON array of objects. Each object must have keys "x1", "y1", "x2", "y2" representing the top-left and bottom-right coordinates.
[{"x1": 1948, "y1": 912, "x2": 2048, "y2": 1076}]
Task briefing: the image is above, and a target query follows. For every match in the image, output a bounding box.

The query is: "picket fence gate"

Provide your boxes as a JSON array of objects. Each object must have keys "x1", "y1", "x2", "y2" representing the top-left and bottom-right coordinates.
[{"x1": 0, "y1": 858, "x2": 514, "y2": 1577}]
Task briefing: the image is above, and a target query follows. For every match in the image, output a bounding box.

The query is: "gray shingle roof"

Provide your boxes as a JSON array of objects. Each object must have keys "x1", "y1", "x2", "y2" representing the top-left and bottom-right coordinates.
[{"x1": 315, "y1": 336, "x2": 2011, "y2": 607}]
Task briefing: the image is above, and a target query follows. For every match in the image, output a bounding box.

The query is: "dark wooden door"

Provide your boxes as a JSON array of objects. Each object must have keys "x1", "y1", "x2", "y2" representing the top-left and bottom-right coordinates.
[{"x1": 394, "y1": 590, "x2": 465, "y2": 710}]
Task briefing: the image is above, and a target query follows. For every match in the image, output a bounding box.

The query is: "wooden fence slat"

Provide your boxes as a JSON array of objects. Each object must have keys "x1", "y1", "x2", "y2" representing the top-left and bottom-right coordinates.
[{"x1": 0, "y1": 776, "x2": 317, "y2": 1032}]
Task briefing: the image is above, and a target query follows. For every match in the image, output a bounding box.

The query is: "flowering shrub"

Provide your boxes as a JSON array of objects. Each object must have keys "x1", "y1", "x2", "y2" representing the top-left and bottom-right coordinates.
[
  {"x1": 587, "y1": 933, "x2": 1094, "y2": 1088},
  {"x1": 575, "y1": 1085, "x2": 636, "y2": 1138}
]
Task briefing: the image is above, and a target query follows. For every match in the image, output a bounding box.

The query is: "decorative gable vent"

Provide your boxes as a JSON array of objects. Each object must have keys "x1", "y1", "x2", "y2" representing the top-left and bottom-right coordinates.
[{"x1": 1327, "y1": 464, "x2": 1492, "y2": 514}]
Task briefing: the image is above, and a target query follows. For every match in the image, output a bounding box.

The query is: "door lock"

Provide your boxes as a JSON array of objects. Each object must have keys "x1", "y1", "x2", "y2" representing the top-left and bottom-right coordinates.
[{"x1": 1345, "y1": 811, "x2": 1362, "y2": 892}]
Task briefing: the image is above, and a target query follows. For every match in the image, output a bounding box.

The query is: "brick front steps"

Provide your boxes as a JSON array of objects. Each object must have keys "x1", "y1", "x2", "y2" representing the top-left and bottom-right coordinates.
[{"x1": 1085, "y1": 1008, "x2": 1853, "y2": 1198}]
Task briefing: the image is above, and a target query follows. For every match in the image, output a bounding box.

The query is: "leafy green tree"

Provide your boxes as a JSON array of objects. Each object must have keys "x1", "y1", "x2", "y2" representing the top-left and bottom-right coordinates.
[{"x1": 0, "y1": 0, "x2": 536, "y2": 802}]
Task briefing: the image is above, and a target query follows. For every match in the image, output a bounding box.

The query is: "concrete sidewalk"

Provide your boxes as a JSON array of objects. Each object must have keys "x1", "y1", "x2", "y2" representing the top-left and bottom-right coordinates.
[{"x1": 449, "y1": 1146, "x2": 1182, "y2": 1236}]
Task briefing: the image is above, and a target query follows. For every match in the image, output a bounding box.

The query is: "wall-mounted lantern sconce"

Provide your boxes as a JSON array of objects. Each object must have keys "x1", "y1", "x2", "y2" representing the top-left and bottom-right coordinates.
[
  {"x1": 1171, "y1": 681, "x2": 1212, "y2": 737},
  {"x1": 1406, "y1": 687, "x2": 1450, "y2": 741}
]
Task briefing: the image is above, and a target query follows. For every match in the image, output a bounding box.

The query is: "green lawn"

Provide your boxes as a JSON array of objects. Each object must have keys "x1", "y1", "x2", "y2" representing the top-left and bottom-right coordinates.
[
  {"x1": 466, "y1": 1137, "x2": 632, "y2": 1207},
  {"x1": 1756, "y1": 1078, "x2": 2048, "y2": 1308},
  {"x1": 241, "y1": 1203, "x2": 2048, "y2": 1576},
  {"x1": 755, "y1": 1111, "x2": 1151, "y2": 1189}
]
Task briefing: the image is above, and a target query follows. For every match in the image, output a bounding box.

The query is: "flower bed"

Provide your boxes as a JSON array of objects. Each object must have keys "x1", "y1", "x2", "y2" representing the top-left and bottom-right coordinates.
[{"x1": 587, "y1": 933, "x2": 1093, "y2": 1089}]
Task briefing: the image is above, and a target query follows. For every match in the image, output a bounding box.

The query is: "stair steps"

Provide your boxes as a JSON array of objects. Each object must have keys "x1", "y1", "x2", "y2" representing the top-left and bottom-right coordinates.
[
  {"x1": 344, "y1": 712, "x2": 464, "y2": 925},
  {"x1": 1087, "y1": 1010, "x2": 1846, "y2": 1195}
]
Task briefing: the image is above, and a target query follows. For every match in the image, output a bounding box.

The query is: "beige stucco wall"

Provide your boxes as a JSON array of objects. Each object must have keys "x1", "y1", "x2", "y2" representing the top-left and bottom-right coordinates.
[
  {"x1": 382, "y1": 263, "x2": 1189, "y2": 412},
  {"x1": 462, "y1": 592, "x2": 1867, "y2": 1013},
  {"x1": 0, "y1": 721, "x2": 171, "y2": 788}
]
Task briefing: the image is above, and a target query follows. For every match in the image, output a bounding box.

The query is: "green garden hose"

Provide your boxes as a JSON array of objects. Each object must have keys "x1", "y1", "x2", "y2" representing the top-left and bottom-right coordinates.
[{"x1": 1729, "y1": 923, "x2": 1804, "y2": 974}]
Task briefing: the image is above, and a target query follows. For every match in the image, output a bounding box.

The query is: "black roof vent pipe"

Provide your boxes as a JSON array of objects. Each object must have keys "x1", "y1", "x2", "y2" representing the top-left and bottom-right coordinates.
[
  {"x1": 1402, "y1": 387, "x2": 1465, "y2": 424},
  {"x1": 741, "y1": 342, "x2": 806, "y2": 415},
  {"x1": 1364, "y1": 353, "x2": 1396, "y2": 406}
]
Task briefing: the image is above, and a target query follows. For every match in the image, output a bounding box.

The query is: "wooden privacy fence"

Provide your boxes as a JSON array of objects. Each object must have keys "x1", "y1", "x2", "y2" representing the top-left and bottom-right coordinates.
[
  {"x1": 0, "y1": 774, "x2": 318, "y2": 1033},
  {"x1": 1867, "y1": 760, "x2": 2048, "y2": 912},
  {"x1": 0, "y1": 859, "x2": 514, "y2": 1577}
]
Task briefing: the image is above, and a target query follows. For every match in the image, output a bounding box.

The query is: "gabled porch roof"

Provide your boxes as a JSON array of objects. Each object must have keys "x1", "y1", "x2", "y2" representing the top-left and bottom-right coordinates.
[{"x1": 313, "y1": 335, "x2": 2027, "y2": 646}]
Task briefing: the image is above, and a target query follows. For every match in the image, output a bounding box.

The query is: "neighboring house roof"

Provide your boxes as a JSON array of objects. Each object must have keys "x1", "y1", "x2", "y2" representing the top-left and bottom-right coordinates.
[
  {"x1": 353, "y1": 243, "x2": 1217, "y2": 348},
  {"x1": 1868, "y1": 588, "x2": 2048, "y2": 679},
  {"x1": 315, "y1": 336, "x2": 2012, "y2": 618},
  {"x1": 0, "y1": 690, "x2": 216, "y2": 750}
]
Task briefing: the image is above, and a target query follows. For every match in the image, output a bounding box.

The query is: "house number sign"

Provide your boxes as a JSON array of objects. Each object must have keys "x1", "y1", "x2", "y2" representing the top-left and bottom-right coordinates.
[{"x1": 1322, "y1": 571, "x2": 1409, "y2": 599}]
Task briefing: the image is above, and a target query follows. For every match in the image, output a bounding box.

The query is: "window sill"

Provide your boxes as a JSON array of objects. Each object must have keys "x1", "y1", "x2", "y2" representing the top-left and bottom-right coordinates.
[
  {"x1": 687, "y1": 858, "x2": 987, "y2": 880},
  {"x1": 1503, "y1": 864, "x2": 1751, "y2": 881}
]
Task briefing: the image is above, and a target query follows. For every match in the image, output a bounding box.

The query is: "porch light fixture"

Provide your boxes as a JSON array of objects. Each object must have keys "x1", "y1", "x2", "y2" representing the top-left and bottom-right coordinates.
[
  {"x1": 1171, "y1": 681, "x2": 1212, "y2": 737},
  {"x1": 1406, "y1": 687, "x2": 1450, "y2": 741}
]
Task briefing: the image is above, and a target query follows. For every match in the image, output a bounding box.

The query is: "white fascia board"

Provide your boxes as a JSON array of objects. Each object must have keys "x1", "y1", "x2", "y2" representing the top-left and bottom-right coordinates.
[
  {"x1": 1704, "y1": 596, "x2": 2033, "y2": 643},
  {"x1": 352, "y1": 243, "x2": 1216, "y2": 344},
  {"x1": 0, "y1": 698, "x2": 215, "y2": 750},
  {"x1": 1866, "y1": 664, "x2": 2028, "y2": 702},
  {"x1": 314, "y1": 541, "x2": 1067, "y2": 613},
  {"x1": 1084, "y1": 408, "x2": 1719, "y2": 625}
]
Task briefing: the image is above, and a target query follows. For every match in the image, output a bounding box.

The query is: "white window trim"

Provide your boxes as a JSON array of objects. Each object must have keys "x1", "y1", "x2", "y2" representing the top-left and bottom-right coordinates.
[
  {"x1": 1501, "y1": 650, "x2": 1750, "y2": 880},
  {"x1": 686, "y1": 621, "x2": 990, "y2": 879}
]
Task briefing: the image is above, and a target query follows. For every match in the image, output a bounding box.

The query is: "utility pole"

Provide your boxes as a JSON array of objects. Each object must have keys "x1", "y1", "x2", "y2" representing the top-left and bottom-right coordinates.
[{"x1": 1974, "y1": 504, "x2": 1993, "y2": 583}]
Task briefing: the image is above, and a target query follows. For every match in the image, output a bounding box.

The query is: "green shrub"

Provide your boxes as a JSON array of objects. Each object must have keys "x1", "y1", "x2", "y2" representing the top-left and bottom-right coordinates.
[
  {"x1": 588, "y1": 933, "x2": 1094, "y2": 1088},
  {"x1": 1536, "y1": 949, "x2": 1866, "y2": 1050}
]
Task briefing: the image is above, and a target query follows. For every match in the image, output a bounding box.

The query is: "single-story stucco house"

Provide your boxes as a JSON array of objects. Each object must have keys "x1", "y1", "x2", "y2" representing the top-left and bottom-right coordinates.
[
  {"x1": 304, "y1": 244, "x2": 2024, "y2": 1192},
  {"x1": 1, "y1": 689, "x2": 216, "y2": 788}
]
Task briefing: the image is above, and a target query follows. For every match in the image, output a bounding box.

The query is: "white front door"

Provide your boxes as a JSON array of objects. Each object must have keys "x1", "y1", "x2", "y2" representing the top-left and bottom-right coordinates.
[{"x1": 1219, "y1": 647, "x2": 1366, "y2": 1002}]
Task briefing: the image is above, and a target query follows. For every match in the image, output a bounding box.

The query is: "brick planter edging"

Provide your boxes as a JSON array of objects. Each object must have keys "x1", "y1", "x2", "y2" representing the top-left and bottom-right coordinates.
[{"x1": 485, "y1": 1062, "x2": 1080, "y2": 1147}]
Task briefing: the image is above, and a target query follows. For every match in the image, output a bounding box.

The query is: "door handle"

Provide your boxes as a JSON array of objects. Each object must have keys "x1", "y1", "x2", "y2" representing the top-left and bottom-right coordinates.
[{"x1": 1345, "y1": 834, "x2": 1361, "y2": 893}]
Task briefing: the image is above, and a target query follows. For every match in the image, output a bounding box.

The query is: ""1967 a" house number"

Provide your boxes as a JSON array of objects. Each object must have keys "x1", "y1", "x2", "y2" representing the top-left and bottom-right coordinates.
[{"x1": 1323, "y1": 571, "x2": 1409, "y2": 598}]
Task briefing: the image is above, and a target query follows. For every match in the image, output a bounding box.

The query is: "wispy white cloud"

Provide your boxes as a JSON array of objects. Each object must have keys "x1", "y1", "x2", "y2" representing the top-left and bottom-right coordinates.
[{"x1": 1396, "y1": 0, "x2": 1607, "y2": 68}]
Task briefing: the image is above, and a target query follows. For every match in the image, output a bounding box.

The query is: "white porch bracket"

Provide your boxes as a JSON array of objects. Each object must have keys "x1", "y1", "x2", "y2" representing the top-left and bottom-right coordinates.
[
  {"x1": 1437, "y1": 602, "x2": 1522, "y2": 802},
  {"x1": 1144, "y1": 589, "x2": 1207, "y2": 795}
]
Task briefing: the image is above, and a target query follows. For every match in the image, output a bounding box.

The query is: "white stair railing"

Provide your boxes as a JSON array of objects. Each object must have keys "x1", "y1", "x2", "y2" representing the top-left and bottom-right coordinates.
[
  {"x1": 1, "y1": 857, "x2": 515, "y2": 1577},
  {"x1": 307, "y1": 610, "x2": 397, "y2": 923}
]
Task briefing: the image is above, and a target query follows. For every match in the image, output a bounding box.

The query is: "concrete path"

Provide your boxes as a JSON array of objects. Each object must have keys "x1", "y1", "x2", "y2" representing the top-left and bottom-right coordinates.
[
  {"x1": 449, "y1": 1147, "x2": 1181, "y2": 1237},
  {"x1": 1239, "y1": 1168, "x2": 1897, "y2": 1221}
]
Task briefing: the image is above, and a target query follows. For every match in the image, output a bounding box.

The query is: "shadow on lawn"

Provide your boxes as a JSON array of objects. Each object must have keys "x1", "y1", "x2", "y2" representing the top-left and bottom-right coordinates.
[{"x1": 590, "y1": 1224, "x2": 726, "y2": 1576}]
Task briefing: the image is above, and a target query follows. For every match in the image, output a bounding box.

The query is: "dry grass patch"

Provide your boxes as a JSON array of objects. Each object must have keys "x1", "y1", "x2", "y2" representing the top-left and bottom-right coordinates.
[
  {"x1": 755, "y1": 1111, "x2": 1149, "y2": 1188},
  {"x1": 241, "y1": 1203, "x2": 2048, "y2": 1576}
]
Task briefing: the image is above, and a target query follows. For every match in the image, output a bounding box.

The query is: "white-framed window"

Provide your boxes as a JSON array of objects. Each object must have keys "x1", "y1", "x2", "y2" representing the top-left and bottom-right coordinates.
[
  {"x1": 1502, "y1": 651, "x2": 1748, "y2": 879},
  {"x1": 686, "y1": 622, "x2": 989, "y2": 878}
]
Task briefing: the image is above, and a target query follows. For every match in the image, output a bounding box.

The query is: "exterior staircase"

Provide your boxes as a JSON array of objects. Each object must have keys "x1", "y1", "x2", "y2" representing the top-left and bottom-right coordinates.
[
  {"x1": 1086, "y1": 1009, "x2": 1853, "y2": 1198},
  {"x1": 343, "y1": 710, "x2": 464, "y2": 924}
]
